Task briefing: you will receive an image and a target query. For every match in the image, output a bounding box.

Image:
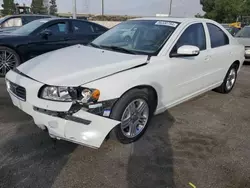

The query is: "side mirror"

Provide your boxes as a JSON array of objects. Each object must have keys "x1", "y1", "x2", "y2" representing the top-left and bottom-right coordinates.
[
  {"x1": 170, "y1": 45, "x2": 200, "y2": 57},
  {"x1": 39, "y1": 29, "x2": 52, "y2": 39}
]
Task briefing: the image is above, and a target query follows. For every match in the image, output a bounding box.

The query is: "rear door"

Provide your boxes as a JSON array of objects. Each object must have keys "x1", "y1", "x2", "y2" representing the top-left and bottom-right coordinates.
[
  {"x1": 204, "y1": 22, "x2": 232, "y2": 85},
  {"x1": 67, "y1": 20, "x2": 107, "y2": 45},
  {"x1": 27, "y1": 20, "x2": 71, "y2": 59}
]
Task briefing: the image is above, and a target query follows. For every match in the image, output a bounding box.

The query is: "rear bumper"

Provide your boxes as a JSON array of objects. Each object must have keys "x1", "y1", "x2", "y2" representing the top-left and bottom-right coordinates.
[{"x1": 5, "y1": 70, "x2": 120, "y2": 149}]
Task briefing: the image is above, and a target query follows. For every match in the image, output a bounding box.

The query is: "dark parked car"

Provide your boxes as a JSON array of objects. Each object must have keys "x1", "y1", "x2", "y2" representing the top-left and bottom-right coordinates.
[
  {"x1": 0, "y1": 14, "x2": 54, "y2": 33},
  {"x1": 0, "y1": 18, "x2": 108, "y2": 76}
]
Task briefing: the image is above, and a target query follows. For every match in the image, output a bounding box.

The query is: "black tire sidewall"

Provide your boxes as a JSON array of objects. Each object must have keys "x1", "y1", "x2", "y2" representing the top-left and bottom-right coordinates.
[{"x1": 110, "y1": 89, "x2": 153, "y2": 144}]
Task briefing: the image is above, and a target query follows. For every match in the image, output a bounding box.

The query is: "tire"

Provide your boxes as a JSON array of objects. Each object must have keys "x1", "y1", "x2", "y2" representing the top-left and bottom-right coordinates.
[
  {"x1": 110, "y1": 89, "x2": 154, "y2": 144},
  {"x1": 0, "y1": 46, "x2": 21, "y2": 77},
  {"x1": 214, "y1": 64, "x2": 238, "y2": 94}
]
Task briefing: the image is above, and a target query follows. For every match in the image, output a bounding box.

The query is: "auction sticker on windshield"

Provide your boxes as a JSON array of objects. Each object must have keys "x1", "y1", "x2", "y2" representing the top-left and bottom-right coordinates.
[{"x1": 155, "y1": 21, "x2": 178, "y2": 27}]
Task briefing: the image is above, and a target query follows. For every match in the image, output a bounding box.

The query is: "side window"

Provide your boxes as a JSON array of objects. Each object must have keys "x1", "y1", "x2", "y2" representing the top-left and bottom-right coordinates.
[
  {"x1": 46, "y1": 22, "x2": 66, "y2": 35},
  {"x1": 207, "y1": 23, "x2": 229, "y2": 48},
  {"x1": 2, "y1": 17, "x2": 22, "y2": 27},
  {"x1": 92, "y1": 24, "x2": 108, "y2": 33},
  {"x1": 72, "y1": 21, "x2": 94, "y2": 34},
  {"x1": 172, "y1": 23, "x2": 206, "y2": 53}
]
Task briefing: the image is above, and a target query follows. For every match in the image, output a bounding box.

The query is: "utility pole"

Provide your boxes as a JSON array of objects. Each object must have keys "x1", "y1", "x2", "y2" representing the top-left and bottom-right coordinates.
[
  {"x1": 169, "y1": 0, "x2": 173, "y2": 16},
  {"x1": 101, "y1": 0, "x2": 104, "y2": 15},
  {"x1": 72, "y1": 0, "x2": 77, "y2": 19}
]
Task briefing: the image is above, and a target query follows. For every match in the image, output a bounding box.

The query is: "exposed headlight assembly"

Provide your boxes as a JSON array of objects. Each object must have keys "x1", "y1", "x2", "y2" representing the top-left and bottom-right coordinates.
[
  {"x1": 39, "y1": 85, "x2": 100, "y2": 103},
  {"x1": 245, "y1": 47, "x2": 250, "y2": 55}
]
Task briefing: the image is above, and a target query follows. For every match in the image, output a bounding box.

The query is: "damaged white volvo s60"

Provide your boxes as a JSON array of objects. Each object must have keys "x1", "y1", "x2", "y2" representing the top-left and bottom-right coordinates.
[{"x1": 5, "y1": 17, "x2": 245, "y2": 149}]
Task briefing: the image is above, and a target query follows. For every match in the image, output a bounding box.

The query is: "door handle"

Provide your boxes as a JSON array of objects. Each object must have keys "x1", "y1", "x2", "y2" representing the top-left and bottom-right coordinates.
[{"x1": 204, "y1": 56, "x2": 210, "y2": 61}]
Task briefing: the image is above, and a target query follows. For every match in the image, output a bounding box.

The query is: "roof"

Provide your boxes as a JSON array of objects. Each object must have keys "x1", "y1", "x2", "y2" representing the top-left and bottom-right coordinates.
[
  {"x1": 132, "y1": 17, "x2": 212, "y2": 23},
  {"x1": 3, "y1": 14, "x2": 55, "y2": 18}
]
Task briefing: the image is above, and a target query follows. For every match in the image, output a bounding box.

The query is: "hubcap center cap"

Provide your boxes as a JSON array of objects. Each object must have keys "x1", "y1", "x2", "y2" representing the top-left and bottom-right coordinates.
[{"x1": 131, "y1": 113, "x2": 139, "y2": 122}]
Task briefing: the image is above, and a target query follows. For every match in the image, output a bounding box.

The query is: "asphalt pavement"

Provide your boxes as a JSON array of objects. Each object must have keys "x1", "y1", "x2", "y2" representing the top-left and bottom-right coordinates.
[{"x1": 0, "y1": 65, "x2": 250, "y2": 188}]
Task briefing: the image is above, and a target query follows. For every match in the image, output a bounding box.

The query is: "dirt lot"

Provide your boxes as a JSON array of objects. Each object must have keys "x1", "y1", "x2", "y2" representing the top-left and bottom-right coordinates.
[{"x1": 0, "y1": 65, "x2": 250, "y2": 188}]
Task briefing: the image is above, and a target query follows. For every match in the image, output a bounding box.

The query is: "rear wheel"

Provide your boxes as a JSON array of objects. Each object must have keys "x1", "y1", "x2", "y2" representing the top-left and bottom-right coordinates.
[
  {"x1": 214, "y1": 64, "x2": 238, "y2": 94},
  {"x1": 0, "y1": 46, "x2": 21, "y2": 77},
  {"x1": 110, "y1": 89, "x2": 153, "y2": 144}
]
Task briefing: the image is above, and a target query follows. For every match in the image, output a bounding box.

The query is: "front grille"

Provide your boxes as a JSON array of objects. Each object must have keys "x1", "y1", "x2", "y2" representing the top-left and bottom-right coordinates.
[{"x1": 8, "y1": 81, "x2": 26, "y2": 101}]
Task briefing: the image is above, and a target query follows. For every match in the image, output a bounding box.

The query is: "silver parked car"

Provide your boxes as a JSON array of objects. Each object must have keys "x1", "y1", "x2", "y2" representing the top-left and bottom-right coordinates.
[{"x1": 235, "y1": 26, "x2": 250, "y2": 62}]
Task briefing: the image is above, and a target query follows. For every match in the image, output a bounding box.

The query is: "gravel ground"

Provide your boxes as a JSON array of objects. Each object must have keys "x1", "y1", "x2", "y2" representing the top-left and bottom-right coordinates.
[{"x1": 0, "y1": 65, "x2": 250, "y2": 188}]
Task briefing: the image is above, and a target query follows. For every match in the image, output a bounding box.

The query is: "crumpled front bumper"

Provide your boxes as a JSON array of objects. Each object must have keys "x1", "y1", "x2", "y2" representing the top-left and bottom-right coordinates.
[{"x1": 5, "y1": 70, "x2": 120, "y2": 149}]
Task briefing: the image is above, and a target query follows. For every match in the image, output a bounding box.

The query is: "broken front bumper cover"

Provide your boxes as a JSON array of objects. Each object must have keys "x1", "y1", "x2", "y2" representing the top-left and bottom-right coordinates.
[{"x1": 5, "y1": 70, "x2": 120, "y2": 149}]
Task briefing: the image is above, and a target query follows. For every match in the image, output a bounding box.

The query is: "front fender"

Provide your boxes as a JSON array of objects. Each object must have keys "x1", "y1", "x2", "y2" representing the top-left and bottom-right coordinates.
[{"x1": 82, "y1": 65, "x2": 165, "y2": 110}]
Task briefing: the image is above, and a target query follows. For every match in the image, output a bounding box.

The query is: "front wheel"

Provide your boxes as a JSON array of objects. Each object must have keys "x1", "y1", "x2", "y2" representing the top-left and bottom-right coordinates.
[
  {"x1": 110, "y1": 89, "x2": 153, "y2": 144},
  {"x1": 0, "y1": 46, "x2": 21, "y2": 77}
]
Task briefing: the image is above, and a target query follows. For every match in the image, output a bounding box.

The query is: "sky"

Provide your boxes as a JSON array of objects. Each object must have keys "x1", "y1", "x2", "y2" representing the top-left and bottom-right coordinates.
[{"x1": 1, "y1": 0, "x2": 204, "y2": 17}]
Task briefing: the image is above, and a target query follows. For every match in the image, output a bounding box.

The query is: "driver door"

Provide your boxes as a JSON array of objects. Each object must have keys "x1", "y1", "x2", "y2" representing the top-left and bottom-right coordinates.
[
  {"x1": 27, "y1": 21, "x2": 70, "y2": 59},
  {"x1": 165, "y1": 22, "x2": 213, "y2": 105}
]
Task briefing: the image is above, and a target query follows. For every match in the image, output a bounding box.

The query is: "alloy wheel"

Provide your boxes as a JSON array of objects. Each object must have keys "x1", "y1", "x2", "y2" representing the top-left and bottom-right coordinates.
[
  {"x1": 0, "y1": 50, "x2": 17, "y2": 76},
  {"x1": 121, "y1": 99, "x2": 149, "y2": 138},
  {"x1": 226, "y1": 68, "x2": 236, "y2": 91}
]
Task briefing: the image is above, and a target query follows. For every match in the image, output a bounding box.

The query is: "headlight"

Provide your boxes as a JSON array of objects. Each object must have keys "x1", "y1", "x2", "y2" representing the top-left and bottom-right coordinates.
[
  {"x1": 39, "y1": 85, "x2": 100, "y2": 103},
  {"x1": 245, "y1": 47, "x2": 250, "y2": 55}
]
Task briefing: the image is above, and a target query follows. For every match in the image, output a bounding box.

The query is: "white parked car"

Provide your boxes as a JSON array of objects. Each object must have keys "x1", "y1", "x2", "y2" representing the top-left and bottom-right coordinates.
[{"x1": 5, "y1": 17, "x2": 245, "y2": 149}]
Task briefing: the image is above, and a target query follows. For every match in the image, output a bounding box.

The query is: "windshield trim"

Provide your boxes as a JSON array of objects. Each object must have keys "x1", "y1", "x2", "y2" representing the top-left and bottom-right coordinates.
[{"x1": 90, "y1": 20, "x2": 181, "y2": 56}]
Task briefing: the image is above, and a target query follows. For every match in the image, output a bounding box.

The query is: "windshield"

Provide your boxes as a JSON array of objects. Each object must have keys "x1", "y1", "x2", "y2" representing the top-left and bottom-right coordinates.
[
  {"x1": 11, "y1": 19, "x2": 48, "y2": 35},
  {"x1": 90, "y1": 20, "x2": 179, "y2": 55},
  {"x1": 235, "y1": 27, "x2": 250, "y2": 38}
]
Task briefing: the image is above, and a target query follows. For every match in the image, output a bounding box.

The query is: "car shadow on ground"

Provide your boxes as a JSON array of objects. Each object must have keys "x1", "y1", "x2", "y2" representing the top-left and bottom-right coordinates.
[
  {"x1": 127, "y1": 111, "x2": 176, "y2": 188},
  {"x1": 0, "y1": 93, "x2": 77, "y2": 188}
]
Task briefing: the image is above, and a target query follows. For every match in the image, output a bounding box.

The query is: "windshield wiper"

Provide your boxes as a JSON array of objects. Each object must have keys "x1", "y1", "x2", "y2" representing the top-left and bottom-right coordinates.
[
  {"x1": 100, "y1": 45, "x2": 136, "y2": 54},
  {"x1": 88, "y1": 42, "x2": 102, "y2": 49}
]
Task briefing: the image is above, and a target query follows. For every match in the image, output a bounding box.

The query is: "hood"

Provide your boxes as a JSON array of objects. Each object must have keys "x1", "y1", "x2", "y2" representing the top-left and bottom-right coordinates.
[
  {"x1": 17, "y1": 45, "x2": 148, "y2": 86},
  {"x1": 236, "y1": 37, "x2": 250, "y2": 47}
]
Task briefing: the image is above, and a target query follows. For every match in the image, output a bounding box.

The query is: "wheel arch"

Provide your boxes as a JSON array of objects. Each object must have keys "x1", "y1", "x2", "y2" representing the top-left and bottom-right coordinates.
[
  {"x1": 118, "y1": 84, "x2": 159, "y2": 114},
  {"x1": 231, "y1": 60, "x2": 240, "y2": 71},
  {"x1": 0, "y1": 45, "x2": 22, "y2": 62}
]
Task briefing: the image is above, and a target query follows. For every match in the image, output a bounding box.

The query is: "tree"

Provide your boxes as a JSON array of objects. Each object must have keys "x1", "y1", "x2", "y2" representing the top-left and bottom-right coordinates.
[
  {"x1": 31, "y1": 0, "x2": 48, "y2": 14},
  {"x1": 1, "y1": 0, "x2": 15, "y2": 15},
  {"x1": 200, "y1": 0, "x2": 250, "y2": 23},
  {"x1": 49, "y1": 0, "x2": 58, "y2": 15}
]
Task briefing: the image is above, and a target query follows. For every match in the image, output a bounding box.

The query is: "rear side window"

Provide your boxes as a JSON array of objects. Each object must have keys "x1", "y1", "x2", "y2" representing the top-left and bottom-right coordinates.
[
  {"x1": 207, "y1": 23, "x2": 229, "y2": 48},
  {"x1": 172, "y1": 23, "x2": 206, "y2": 53},
  {"x1": 92, "y1": 24, "x2": 107, "y2": 33},
  {"x1": 72, "y1": 21, "x2": 94, "y2": 34}
]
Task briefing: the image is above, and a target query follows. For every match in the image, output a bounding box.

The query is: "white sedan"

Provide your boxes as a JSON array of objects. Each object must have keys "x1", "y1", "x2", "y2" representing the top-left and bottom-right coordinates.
[{"x1": 5, "y1": 17, "x2": 245, "y2": 149}]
